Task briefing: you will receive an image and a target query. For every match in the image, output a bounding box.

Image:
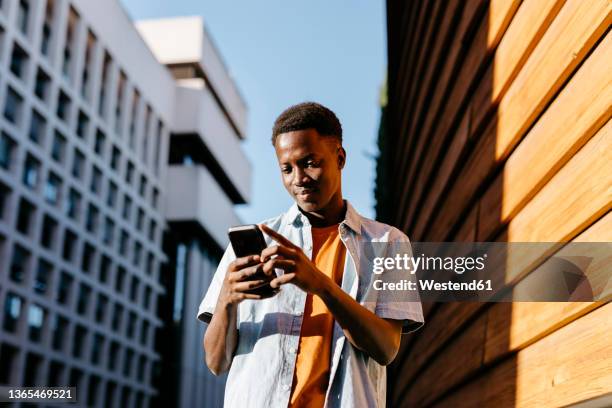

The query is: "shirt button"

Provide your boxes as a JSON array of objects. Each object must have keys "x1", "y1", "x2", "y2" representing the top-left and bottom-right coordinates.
[
  {"x1": 283, "y1": 385, "x2": 290, "y2": 391},
  {"x1": 289, "y1": 347, "x2": 296, "y2": 353},
  {"x1": 296, "y1": 311, "x2": 303, "y2": 316}
]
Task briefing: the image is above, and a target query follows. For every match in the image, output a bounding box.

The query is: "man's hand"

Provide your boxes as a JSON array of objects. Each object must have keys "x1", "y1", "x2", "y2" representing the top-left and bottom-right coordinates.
[
  {"x1": 259, "y1": 224, "x2": 331, "y2": 295},
  {"x1": 219, "y1": 255, "x2": 278, "y2": 306}
]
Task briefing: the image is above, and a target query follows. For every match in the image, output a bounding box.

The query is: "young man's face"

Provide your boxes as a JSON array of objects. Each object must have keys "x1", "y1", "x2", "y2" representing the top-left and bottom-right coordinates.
[{"x1": 274, "y1": 128, "x2": 345, "y2": 213}]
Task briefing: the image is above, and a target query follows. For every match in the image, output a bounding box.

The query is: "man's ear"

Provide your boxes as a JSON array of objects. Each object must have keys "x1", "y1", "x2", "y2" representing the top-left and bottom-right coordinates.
[{"x1": 337, "y1": 146, "x2": 346, "y2": 169}]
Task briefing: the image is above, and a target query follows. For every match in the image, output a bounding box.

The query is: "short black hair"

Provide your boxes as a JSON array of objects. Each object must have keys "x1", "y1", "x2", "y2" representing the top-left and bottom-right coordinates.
[{"x1": 271, "y1": 102, "x2": 342, "y2": 146}]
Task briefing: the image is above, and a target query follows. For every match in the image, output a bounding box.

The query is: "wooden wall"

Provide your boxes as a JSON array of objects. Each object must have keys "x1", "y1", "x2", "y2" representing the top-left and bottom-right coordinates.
[{"x1": 379, "y1": 0, "x2": 611, "y2": 406}]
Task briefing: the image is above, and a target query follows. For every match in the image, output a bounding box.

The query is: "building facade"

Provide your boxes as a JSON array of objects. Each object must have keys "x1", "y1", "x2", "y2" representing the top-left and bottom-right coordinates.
[
  {"x1": 0, "y1": 1, "x2": 248, "y2": 407},
  {"x1": 378, "y1": 0, "x2": 611, "y2": 407}
]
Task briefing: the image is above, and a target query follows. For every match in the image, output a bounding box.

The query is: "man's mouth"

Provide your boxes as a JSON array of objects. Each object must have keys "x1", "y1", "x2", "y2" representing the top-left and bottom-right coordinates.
[{"x1": 296, "y1": 188, "x2": 317, "y2": 197}]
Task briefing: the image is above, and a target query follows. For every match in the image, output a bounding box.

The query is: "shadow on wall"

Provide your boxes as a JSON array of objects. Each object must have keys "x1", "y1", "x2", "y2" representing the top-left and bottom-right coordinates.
[{"x1": 378, "y1": 0, "x2": 611, "y2": 406}]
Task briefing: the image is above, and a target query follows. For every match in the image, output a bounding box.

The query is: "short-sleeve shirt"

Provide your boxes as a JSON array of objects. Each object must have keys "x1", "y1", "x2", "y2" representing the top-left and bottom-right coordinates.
[{"x1": 197, "y1": 201, "x2": 424, "y2": 408}]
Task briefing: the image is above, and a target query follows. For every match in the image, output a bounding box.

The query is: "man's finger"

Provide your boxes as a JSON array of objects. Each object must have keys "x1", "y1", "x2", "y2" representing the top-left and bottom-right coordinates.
[
  {"x1": 262, "y1": 259, "x2": 296, "y2": 275},
  {"x1": 270, "y1": 273, "x2": 296, "y2": 289},
  {"x1": 233, "y1": 279, "x2": 270, "y2": 292},
  {"x1": 260, "y1": 245, "x2": 294, "y2": 262},
  {"x1": 259, "y1": 224, "x2": 296, "y2": 248},
  {"x1": 229, "y1": 255, "x2": 261, "y2": 272},
  {"x1": 231, "y1": 264, "x2": 264, "y2": 282}
]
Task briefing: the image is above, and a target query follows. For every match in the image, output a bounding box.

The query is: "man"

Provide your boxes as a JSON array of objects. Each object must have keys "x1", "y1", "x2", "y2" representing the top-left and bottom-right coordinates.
[{"x1": 198, "y1": 102, "x2": 423, "y2": 407}]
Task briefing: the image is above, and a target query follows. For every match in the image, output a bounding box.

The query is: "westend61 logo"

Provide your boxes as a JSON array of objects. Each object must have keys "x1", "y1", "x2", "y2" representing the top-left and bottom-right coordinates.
[{"x1": 372, "y1": 253, "x2": 488, "y2": 275}]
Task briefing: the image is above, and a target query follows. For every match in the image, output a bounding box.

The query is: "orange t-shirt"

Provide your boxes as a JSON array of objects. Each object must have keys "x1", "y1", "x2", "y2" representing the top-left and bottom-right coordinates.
[{"x1": 288, "y1": 224, "x2": 346, "y2": 408}]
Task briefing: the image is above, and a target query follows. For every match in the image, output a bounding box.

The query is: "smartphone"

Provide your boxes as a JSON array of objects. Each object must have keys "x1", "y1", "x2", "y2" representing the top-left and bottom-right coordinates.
[{"x1": 228, "y1": 225, "x2": 277, "y2": 297}]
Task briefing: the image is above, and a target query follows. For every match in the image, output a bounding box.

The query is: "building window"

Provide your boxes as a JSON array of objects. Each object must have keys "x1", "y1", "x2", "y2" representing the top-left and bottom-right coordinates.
[
  {"x1": 33, "y1": 258, "x2": 53, "y2": 295},
  {"x1": 148, "y1": 219, "x2": 157, "y2": 242},
  {"x1": 29, "y1": 109, "x2": 47, "y2": 144},
  {"x1": 110, "y1": 145, "x2": 120, "y2": 170},
  {"x1": 152, "y1": 187, "x2": 159, "y2": 209},
  {"x1": 146, "y1": 253, "x2": 155, "y2": 277},
  {"x1": 22, "y1": 153, "x2": 40, "y2": 189},
  {"x1": 47, "y1": 361, "x2": 64, "y2": 387},
  {"x1": 34, "y1": 67, "x2": 51, "y2": 101},
  {"x1": 94, "y1": 129, "x2": 105, "y2": 156},
  {"x1": 143, "y1": 286, "x2": 151, "y2": 310},
  {"x1": 119, "y1": 230, "x2": 129, "y2": 256},
  {"x1": 17, "y1": 0, "x2": 30, "y2": 35},
  {"x1": 87, "y1": 375, "x2": 101, "y2": 405},
  {"x1": 103, "y1": 217, "x2": 114, "y2": 245},
  {"x1": 71, "y1": 148, "x2": 85, "y2": 179},
  {"x1": 68, "y1": 368, "x2": 83, "y2": 391},
  {"x1": 61, "y1": 229, "x2": 77, "y2": 262},
  {"x1": 3, "y1": 293, "x2": 23, "y2": 332},
  {"x1": 94, "y1": 294, "x2": 107, "y2": 324},
  {"x1": 40, "y1": 0, "x2": 55, "y2": 57},
  {"x1": 99, "y1": 255, "x2": 111, "y2": 284},
  {"x1": 65, "y1": 188, "x2": 81, "y2": 220},
  {"x1": 0, "y1": 131, "x2": 16, "y2": 170},
  {"x1": 52, "y1": 315, "x2": 68, "y2": 351},
  {"x1": 81, "y1": 30, "x2": 96, "y2": 99},
  {"x1": 62, "y1": 7, "x2": 79, "y2": 80},
  {"x1": 140, "y1": 320, "x2": 149, "y2": 346},
  {"x1": 44, "y1": 171, "x2": 62, "y2": 205},
  {"x1": 27, "y1": 304, "x2": 45, "y2": 342},
  {"x1": 154, "y1": 119, "x2": 164, "y2": 175},
  {"x1": 115, "y1": 70, "x2": 126, "y2": 134},
  {"x1": 76, "y1": 283, "x2": 91, "y2": 315},
  {"x1": 23, "y1": 352, "x2": 42, "y2": 385},
  {"x1": 81, "y1": 242, "x2": 95, "y2": 273},
  {"x1": 126, "y1": 311, "x2": 136, "y2": 338},
  {"x1": 56, "y1": 271, "x2": 73, "y2": 306},
  {"x1": 115, "y1": 266, "x2": 126, "y2": 293},
  {"x1": 10, "y1": 41, "x2": 29, "y2": 80},
  {"x1": 10, "y1": 244, "x2": 30, "y2": 283},
  {"x1": 111, "y1": 304, "x2": 123, "y2": 333},
  {"x1": 123, "y1": 348, "x2": 134, "y2": 377},
  {"x1": 107, "y1": 180, "x2": 118, "y2": 207},
  {"x1": 125, "y1": 161, "x2": 134, "y2": 184},
  {"x1": 40, "y1": 214, "x2": 58, "y2": 249},
  {"x1": 129, "y1": 89, "x2": 140, "y2": 148},
  {"x1": 122, "y1": 194, "x2": 131, "y2": 220},
  {"x1": 0, "y1": 344, "x2": 19, "y2": 383},
  {"x1": 16, "y1": 197, "x2": 35, "y2": 235},
  {"x1": 85, "y1": 203, "x2": 99, "y2": 233},
  {"x1": 56, "y1": 90, "x2": 71, "y2": 122},
  {"x1": 133, "y1": 241, "x2": 141, "y2": 267},
  {"x1": 108, "y1": 342, "x2": 120, "y2": 371},
  {"x1": 139, "y1": 175, "x2": 147, "y2": 198},
  {"x1": 51, "y1": 130, "x2": 67, "y2": 162},
  {"x1": 76, "y1": 110, "x2": 89, "y2": 139},
  {"x1": 98, "y1": 51, "x2": 111, "y2": 117},
  {"x1": 129, "y1": 274, "x2": 139, "y2": 301},
  {"x1": 3, "y1": 86, "x2": 24, "y2": 124},
  {"x1": 0, "y1": 182, "x2": 11, "y2": 220},
  {"x1": 90, "y1": 165, "x2": 102, "y2": 195},
  {"x1": 91, "y1": 334, "x2": 103, "y2": 364},
  {"x1": 72, "y1": 325, "x2": 87, "y2": 358},
  {"x1": 136, "y1": 208, "x2": 144, "y2": 230}
]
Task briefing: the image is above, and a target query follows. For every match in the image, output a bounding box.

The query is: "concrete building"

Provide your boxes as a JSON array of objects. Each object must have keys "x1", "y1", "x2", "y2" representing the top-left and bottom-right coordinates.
[{"x1": 0, "y1": 0, "x2": 248, "y2": 406}]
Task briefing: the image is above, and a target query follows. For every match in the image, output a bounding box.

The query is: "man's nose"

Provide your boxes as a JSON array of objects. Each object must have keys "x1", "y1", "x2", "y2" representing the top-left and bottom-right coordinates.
[{"x1": 292, "y1": 167, "x2": 310, "y2": 185}]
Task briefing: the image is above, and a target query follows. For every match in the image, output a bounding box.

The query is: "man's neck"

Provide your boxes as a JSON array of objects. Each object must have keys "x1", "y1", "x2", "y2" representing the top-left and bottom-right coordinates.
[{"x1": 299, "y1": 198, "x2": 347, "y2": 228}]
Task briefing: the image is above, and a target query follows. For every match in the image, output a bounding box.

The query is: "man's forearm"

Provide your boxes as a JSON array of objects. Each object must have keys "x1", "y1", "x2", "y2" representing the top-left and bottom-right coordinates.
[
  {"x1": 203, "y1": 300, "x2": 239, "y2": 375},
  {"x1": 317, "y1": 276, "x2": 401, "y2": 365}
]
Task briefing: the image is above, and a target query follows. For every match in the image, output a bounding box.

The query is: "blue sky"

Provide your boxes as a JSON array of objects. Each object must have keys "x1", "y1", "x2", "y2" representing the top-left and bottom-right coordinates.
[{"x1": 121, "y1": 0, "x2": 386, "y2": 222}]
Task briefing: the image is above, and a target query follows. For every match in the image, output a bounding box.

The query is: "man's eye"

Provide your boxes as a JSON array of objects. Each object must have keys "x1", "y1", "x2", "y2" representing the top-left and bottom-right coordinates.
[
  {"x1": 306, "y1": 161, "x2": 319, "y2": 167},
  {"x1": 281, "y1": 167, "x2": 292, "y2": 174}
]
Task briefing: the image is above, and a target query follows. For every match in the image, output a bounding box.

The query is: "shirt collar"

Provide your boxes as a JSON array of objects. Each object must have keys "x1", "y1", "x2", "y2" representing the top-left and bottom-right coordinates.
[{"x1": 285, "y1": 199, "x2": 362, "y2": 235}]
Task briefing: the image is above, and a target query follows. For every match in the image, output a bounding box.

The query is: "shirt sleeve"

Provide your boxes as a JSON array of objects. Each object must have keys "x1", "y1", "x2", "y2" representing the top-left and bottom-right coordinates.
[
  {"x1": 196, "y1": 244, "x2": 236, "y2": 324},
  {"x1": 373, "y1": 229, "x2": 424, "y2": 333}
]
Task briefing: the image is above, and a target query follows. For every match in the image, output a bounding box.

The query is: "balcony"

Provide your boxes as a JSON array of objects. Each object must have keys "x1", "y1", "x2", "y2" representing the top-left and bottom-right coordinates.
[
  {"x1": 165, "y1": 165, "x2": 241, "y2": 249},
  {"x1": 172, "y1": 81, "x2": 251, "y2": 203}
]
